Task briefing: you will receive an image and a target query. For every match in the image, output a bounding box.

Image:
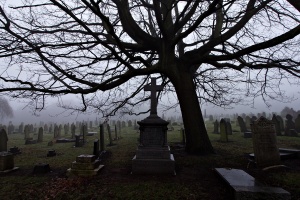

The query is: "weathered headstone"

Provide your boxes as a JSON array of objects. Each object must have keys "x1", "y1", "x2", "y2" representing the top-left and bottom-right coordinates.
[
  {"x1": 71, "y1": 123, "x2": 76, "y2": 139},
  {"x1": 225, "y1": 118, "x2": 232, "y2": 135},
  {"x1": 295, "y1": 114, "x2": 300, "y2": 133},
  {"x1": 245, "y1": 116, "x2": 251, "y2": 130},
  {"x1": 54, "y1": 125, "x2": 59, "y2": 139},
  {"x1": 37, "y1": 127, "x2": 43, "y2": 143},
  {"x1": 276, "y1": 115, "x2": 284, "y2": 132},
  {"x1": 0, "y1": 152, "x2": 19, "y2": 172},
  {"x1": 219, "y1": 119, "x2": 228, "y2": 142},
  {"x1": 100, "y1": 124, "x2": 105, "y2": 152},
  {"x1": 24, "y1": 125, "x2": 30, "y2": 140},
  {"x1": 132, "y1": 78, "x2": 175, "y2": 174},
  {"x1": 250, "y1": 117, "x2": 280, "y2": 167},
  {"x1": 237, "y1": 116, "x2": 247, "y2": 133},
  {"x1": 107, "y1": 124, "x2": 113, "y2": 146},
  {"x1": 272, "y1": 114, "x2": 282, "y2": 136},
  {"x1": 128, "y1": 120, "x2": 132, "y2": 127},
  {"x1": 284, "y1": 114, "x2": 296, "y2": 136},
  {"x1": 67, "y1": 154, "x2": 104, "y2": 177},
  {"x1": 93, "y1": 139, "x2": 99, "y2": 156},
  {"x1": 0, "y1": 129, "x2": 8, "y2": 152},
  {"x1": 213, "y1": 120, "x2": 219, "y2": 134},
  {"x1": 114, "y1": 124, "x2": 118, "y2": 140}
]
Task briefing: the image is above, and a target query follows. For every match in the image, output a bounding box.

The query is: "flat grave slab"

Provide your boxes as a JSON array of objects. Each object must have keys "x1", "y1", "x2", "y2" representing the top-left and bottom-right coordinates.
[
  {"x1": 87, "y1": 132, "x2": 97, "y2": 136},
  {"x1": 249, "y1": 148, "x2": 300, "y2": 161},
  {"x1": 56, "y1": 138, "x2": 76, "y2": 143},
  {"x1": 215, "y1": 168, "x2": 290, "y2": 200}
]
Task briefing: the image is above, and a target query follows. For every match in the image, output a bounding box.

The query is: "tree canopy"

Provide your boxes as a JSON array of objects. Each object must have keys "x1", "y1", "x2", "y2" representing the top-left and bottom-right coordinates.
[{"x1": 0, "y1": 0, "x2": 299, "y2": 154}]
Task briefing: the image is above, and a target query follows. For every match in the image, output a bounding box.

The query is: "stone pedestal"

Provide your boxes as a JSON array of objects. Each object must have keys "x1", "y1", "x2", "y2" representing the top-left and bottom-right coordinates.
[
  {"x1": 67, "y1": 154, "x2": 104, "y2": 177},
  {"x1": 132, "y1": 115, "x2": 175, "y2": 175},
  {"x1": 0, "y1": 152, "x2": 19, "y2": 173}
]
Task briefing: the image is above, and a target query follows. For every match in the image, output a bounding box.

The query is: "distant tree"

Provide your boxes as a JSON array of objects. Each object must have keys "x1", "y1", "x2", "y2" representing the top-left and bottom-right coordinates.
[
  {"x1": 0, "y1": 97, "x2": 13, "y2": 120},
  {"x1": 0, "y1": 1, "x2": 299, "y2": 154}
]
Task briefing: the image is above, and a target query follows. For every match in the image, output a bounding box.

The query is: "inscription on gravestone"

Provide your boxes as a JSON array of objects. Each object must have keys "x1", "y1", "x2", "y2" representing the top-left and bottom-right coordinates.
[{"x1": 251, "y1": 117, "x2": 280, "y2": 168}]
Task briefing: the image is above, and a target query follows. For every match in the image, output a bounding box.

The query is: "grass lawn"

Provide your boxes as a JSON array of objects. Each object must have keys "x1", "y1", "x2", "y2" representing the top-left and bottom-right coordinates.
[{"x1": 0, "y1": 121, "x2": 299, "y2": 200}]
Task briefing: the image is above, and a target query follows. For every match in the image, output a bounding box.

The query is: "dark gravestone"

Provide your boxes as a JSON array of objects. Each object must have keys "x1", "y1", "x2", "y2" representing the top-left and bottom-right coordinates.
[
  {"x1": 0, "y1": 129, "x2": 8, "y2": 152},
  {"x1": 71, "y1": 123, "x2": 76, "y2": 139},
  {"x1": 237, "y1": 116, "x2": 247, "y2": 133},
  {"x1": 8, "y1": 146, "x2": 21, "y2": 155},
  {"x1": 295, "y1": 114, "x2": 300, "y2": 133},
  {"x1": 37, "y1": 127, "x2": 43, "y2": 143},
  {"x1": 225, "y1": 119, "x2": 232, "y2": 135},
  {"x1": 132, "y1": 78, "x2": 175, "y2": 174},
  {"x1": 272, "y1": 114, "x2": 282, "y2": 136},
  {"x1": 75, "y1": 135, "x2": 83, "y2": 147},
  {"x1": 213, "y1": 120, "x2": 219, "y2": 134},
  {"x1": 93, "y1": 139, "x2": 99, "y2": 156},
  {"x1": 220, "y1": 119, "x2": 228, "y2": 142},
  {"x1": 284, "y1": 114, "x2": 296, "y2": 136},
  {"x1": 276, "y1": 115, "x2": 284, "y2": 132},
  {"x1": 114, "y1": 124, "x2": 118, "y2": 140},
  {"x1": 245, "y1": 116, "x2": 251, "y2": 130},
  {"x1": 107, "y1": 124, "x2": 113, "y2": 146},
  {"x1": 100, "y1": 124, "x2": 105, "y2": 152},
  {"x1": 47, "y1": 150, "x2": 56, "y2": 157},
  {"x1": 33, "y1": 163, "x2": 51, "y2": 174},
  {"x1": 0, "y1": 152, "x2": 19, "y2": 172},
  {"x1": 251, "y1": 117, "x2": 280, "y2": 168}
]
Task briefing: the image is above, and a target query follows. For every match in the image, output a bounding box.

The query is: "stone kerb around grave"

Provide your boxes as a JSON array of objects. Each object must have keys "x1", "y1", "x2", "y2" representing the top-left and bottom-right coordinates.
[{"x1": 250, "y1": 117, "x2": 281, "y2": 168}]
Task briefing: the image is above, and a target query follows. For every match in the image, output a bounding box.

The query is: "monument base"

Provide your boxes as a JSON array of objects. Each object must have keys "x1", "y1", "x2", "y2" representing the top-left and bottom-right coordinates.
[{"x1": 132, "y1": 154, "x2": 175, "y2": 175}]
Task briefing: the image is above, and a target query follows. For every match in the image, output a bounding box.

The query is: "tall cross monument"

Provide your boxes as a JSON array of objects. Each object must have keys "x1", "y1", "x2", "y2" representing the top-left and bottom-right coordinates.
[
  {"x1": 132, "y1": 77, "x2": 175, "y2": 175},
  {"x1": 144, "y1": 78, "x2": 163, "y2": 116}
]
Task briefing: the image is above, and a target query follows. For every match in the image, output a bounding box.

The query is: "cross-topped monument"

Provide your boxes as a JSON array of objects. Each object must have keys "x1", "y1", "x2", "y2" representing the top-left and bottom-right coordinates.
[{"x1": 144, "y1": 78, "x2": 163, "y2": 116}]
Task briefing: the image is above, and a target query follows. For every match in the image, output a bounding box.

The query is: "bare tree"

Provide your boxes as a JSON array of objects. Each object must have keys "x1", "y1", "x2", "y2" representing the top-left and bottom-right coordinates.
[
  {"x1": 0, "y1": 0, "x2": 299, "y2": 154},
  {"x1": 0, "y1": 97, "x2": 13, "y2": 120}
]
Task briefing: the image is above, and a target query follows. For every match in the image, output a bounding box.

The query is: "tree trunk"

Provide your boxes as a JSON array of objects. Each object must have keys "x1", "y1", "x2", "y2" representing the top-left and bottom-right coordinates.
[{"x1": 171, "y1": 70, "x2": 215, "y2": 155}]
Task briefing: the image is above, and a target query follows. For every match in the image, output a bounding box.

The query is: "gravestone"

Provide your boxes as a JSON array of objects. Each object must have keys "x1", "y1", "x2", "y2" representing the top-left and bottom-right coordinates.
[
  {"x1": 18, "y1": 123, "x2": 24, "y2": 134},
  {"x1": 245, "y1": 116, "x2": 251, "y2": 130},
  {"x1": 0, "y1": 152, "x2": 19, "y2": 172},
  {"x1": 24, "y1": 125, "x2": 30, "y2": 140},
  {"x1": 0, "y1": 129, "x2": 8, "y2": 152},
  {"x1": 219, "y1": 119, "x2": 228, "y2": 142},
  {"x1": 128, "y1": 120, "x2": 132, "y2": 127},
  {"x1": 250, "y1": 117, "x2": 280, "y2": 167},
  {"x1": 295, "y1": 114, "x2": 300, "y2": 133},
  {"x1": 225, "y1": 118, "x2": 232, "y2": 135},
  {"x1": 114, "y1": 124, "x2": 118, "y2": 140},
  {"x1": 132, "y1": 78, "x2": 175, "y2": 174},
  {"x1": 54, "y1": 125, "x2": 59, "y2": 139},
  {"x1": 8, "y1": 146, "x2": 21, "y2": 155},
  {"x1": 64, "y1": 124, "x2": 69, "y2": 135},
  {"x1": 122, "y1": 121, "x2": 126, "y2": 128},
  {"x1": 237, "y1": 116, "x2": 247, "y2": 133},
  {"x1": 107, "y1": 124, "x2": 113, "y2": 146},
  {"x1": 100, "y1": 124, "x2": 105, "y2": 152},
  {"x1": 93, "y1": 139, "x2": 99, "y2": 156},
  {"x1": 276, "y1": 115, "x2": 284, "y2": 132},
  {"x1": 284, "y1": 114, "x2": 296, "y2": 136},
  {"x1": 33, "y1": 163, "x2": 51, "y2": 174},
  {"x1": 47, "y1": 150, "x2": 57, "y2": 157},
  {"x1": 272, "y1": 114, "x2": 282, "y2": 136},
  {"x1": 71, "y1": 123, "x2": 76, "y2": 139},
  {"x1": 58, "y1": 124, "x2": 62, "y2": 138},
  {"x1": 213, "y1": 120, "x2": 219, "y2": 134},
  {"x1": 44, "y1": 124, "x2": 49, "y2": 133},
  {"x1": 37, "y1": 127, "x2": 43, "y2": 143},
  {"x1": 67, "y1": 154, "x2": 104, "y2": 177}
]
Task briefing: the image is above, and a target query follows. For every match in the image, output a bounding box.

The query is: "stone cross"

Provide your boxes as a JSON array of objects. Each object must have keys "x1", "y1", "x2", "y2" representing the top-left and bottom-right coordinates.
[{"x1": 144, "y1": 78, "x2": 163, "y2": 116}]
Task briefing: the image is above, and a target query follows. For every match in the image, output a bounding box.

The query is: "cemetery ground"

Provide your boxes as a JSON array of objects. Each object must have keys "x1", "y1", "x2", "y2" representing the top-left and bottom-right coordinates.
[{"x1": 1, "y1": 123, "x2": 300, "y2": 200}]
